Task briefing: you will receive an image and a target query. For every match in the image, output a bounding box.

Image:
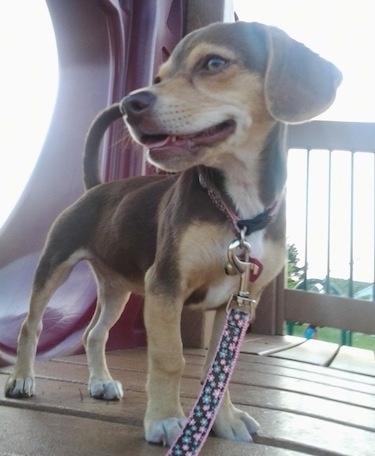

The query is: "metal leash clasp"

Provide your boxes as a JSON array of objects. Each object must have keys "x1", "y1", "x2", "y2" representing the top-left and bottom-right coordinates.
[{"x1": 225, "y1": 229, "x2": 257, "y2": 321}]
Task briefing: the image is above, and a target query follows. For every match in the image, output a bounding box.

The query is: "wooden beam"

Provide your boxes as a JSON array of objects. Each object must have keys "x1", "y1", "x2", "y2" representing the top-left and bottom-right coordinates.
[
  {"x1": 287, "y1": 120, "x2": 375, "y2": 152},
  {"x1": 285, "y1": 289, "x2": 375, "y2": 335}
]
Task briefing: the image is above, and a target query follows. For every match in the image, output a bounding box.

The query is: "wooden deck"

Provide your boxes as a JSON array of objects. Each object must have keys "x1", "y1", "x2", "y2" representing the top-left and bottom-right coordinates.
[{"x1": 1, "y1": 335, "x2": 374, "y2": 455}]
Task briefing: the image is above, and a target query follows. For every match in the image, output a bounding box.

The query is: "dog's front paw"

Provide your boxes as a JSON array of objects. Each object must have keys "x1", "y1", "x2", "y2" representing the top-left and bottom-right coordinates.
[
  {"x1": 89, "y1": 379, "x2": 123, "y2": 400},
  {"x1": 145, "y1": 417, "x2": 186, "y2": 446},
  {"x1": 213, "y1": 406, "x2": 260, "y2": 442},
  {"x1": 4, "y1": 375, "x2": 35, "y2": 398}
]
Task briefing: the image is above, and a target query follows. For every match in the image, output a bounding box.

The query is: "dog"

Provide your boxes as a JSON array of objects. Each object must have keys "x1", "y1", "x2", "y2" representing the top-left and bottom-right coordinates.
[{"x1": 5, "y1": 21, "x2": 341, "y2": 446}]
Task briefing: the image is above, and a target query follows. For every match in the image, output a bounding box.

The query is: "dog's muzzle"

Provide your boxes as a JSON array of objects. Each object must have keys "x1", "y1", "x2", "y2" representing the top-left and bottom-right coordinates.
[
  {"x1": 120, "y1": 91, "x2": 156, "y2": 125},
  {"x1": 119, "y1": 90, "x2": 236, "y2": 173}
]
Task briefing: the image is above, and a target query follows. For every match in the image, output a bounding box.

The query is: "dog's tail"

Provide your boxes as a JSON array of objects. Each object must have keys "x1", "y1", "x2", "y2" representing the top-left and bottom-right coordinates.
[{"x1": 83, "y1": 103, "x2": 123, "y2": 190}]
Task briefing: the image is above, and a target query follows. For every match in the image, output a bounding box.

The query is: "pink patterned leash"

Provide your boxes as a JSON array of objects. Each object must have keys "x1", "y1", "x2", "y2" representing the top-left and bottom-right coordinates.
[{"x1": 166, "y1": 237, "x2": 256, "y2": 456}]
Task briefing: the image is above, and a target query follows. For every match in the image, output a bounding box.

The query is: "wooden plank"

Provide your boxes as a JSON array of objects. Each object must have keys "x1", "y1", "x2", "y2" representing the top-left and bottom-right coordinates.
[
  {"x1": 251, "y1": 279, "x2": 278, "y2": 335},
  {"x1": 241, "y1": 334, "x2": 305, "y2": 355},
  {"x1": 3, "y1": 347, "x2": 375, "y2": 404},
  {"x1": 0, "y1": 406, "x2": 305, "y2": 456},
  {"x1": 3, "y1": 348, "x2": 375, "y2": 413},
  {"x1": 284, "y1": 288, "x2": 375, "y2": 335},
  {"x1": 236, "y1": 351, "x2": 375, "y2": 386},
  {"x1": 230, "y1": 371, "x2": 375, "y2": 411},
  {"x1": 249, "y1": 406, "x2": 375, "y2": 456},
  {"x1": 3, "y1": 346, "x2": 375, "y2": 455},
  {"x1": 235, "y1": 353, "x2": 375, "y2": 395},
  {"x1": 330, "y1": 345, "x2": 375, "y2": 376},
  {"x1": 230, "y1": 384, "x2": 375, "y2": 432},
  {"x1": 269, "y1": 339, "x2": 340, "y2": 366},
  {"x1": 2, "y1": 374, "x2": 374, "y2": 455},
  {"x1": 186, "y1": 0, "x2": 227, "y2": 32},
  {"x1": 2, "y1": 358, "x2": 375, "y2": 422},
  {"x1": 287, "y1": 120, "x2": 375, "y2": 152}
]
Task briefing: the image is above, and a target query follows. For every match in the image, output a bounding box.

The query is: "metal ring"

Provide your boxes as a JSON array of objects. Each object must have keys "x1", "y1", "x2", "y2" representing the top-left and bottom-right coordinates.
[{"x1": 227, "y1": 238, "x2": 252, "y2": 274}]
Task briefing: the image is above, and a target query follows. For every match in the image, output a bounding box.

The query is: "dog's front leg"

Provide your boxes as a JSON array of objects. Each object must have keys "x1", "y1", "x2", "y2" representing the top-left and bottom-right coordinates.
[
  {"x1": 143, "y1": 273, "x2": 186, "y2": 446},
  {"x1": 204, "y1": 306, "x2": 260, "y2": 442}
]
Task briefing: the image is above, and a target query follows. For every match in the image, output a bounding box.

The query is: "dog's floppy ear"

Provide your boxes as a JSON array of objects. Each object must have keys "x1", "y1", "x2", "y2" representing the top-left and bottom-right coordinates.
[{"x1": 263, "y1": 25, "x2": 342, "y2": 123}]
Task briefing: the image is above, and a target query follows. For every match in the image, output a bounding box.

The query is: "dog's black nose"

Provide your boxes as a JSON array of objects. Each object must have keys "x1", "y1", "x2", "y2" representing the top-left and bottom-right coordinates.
[{"x1": 120, "y1": 91, "x2": 156, "y2": 120}]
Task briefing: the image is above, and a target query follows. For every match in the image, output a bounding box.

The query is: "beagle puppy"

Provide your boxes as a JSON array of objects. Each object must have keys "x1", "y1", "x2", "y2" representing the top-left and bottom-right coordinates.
[{"x1": 5, "y1": 21, "x2": 341, "y2": 446}]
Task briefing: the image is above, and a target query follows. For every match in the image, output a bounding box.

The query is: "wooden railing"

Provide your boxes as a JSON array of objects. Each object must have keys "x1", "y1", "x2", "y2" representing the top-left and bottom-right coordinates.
[{"x1": 283, "y1": 121, "x2": 375, "y2": 339}]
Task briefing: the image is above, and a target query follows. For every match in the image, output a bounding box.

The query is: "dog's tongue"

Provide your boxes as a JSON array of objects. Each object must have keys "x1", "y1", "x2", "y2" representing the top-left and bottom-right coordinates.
[
  {"x1": 145, "y1": 120, "x2": 235, "y2": 150},
  {"x1": 145, "y1": 121, "x2": 235, "y2": 166},
  {"x1": 146, "y1": 134, "x2": 200, "y2": 150},
  {"x1": 147, "y1": 135, "x2": 187, "y2": 149},
  {"x1": 147, "y1": 135, "x2": 196, "y2": 164}
]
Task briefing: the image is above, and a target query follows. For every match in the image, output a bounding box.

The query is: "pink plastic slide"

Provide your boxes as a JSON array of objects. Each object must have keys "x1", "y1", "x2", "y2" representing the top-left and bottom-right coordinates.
[{"x1": 0, "y1": 0, "x2": 185, "y2": 366}]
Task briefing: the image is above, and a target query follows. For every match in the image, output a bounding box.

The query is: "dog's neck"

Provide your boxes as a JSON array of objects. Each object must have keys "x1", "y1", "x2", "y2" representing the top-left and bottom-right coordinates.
[{"x1": 200, "y1": 123, "x2": 287, "y2": 223}]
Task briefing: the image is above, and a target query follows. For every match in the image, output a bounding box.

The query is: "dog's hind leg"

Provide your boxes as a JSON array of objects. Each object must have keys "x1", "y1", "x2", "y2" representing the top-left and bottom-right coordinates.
[
  {"x1": 4, "y1": 249, "x2": 85, "y2": 398},
  {"x1": 84, "y1": 264, "x2": 130, "y2": 401}
]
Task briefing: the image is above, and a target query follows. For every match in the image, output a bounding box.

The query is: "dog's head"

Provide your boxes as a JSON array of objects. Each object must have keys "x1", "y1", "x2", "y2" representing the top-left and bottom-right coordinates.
[{"x1": 120, "y1": 21, "x2": 342, "y2": 172}]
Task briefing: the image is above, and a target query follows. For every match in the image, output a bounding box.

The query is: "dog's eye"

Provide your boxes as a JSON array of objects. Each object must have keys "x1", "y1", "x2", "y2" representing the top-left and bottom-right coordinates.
[
  {"x1": 202, "y1": 55, "x2": 228, "y2": 73},
  {"x1": 153, "y1": 75, "x2": 161, "y2": 84},
  {"x1": 202, "y1": 56, "x2": 228, "y2": 73}
]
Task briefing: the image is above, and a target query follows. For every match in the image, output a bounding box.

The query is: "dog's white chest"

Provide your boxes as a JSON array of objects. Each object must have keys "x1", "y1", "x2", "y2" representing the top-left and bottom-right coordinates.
[{"x1": 202, "y1": 275, "x2": 240, "y2": 310}]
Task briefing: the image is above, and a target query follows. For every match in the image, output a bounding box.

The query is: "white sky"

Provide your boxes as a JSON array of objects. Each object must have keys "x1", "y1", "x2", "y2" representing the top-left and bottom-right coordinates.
[
  {"x1": 235, "y1": 0, "x2": 375, "y2": 284},
  {"x1": 0, "y1": 1, "x2": 374, "y2": 284},
  {"x1": 234, "y1": 0, "x2": 375, "y2": 123},
  {"x1": 0, "y1": 1, "x2": 58, "y2": 228}
]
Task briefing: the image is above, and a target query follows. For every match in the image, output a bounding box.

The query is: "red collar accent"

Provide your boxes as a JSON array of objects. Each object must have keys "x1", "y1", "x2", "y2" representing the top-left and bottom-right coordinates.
[{"x1": 249, "y1": 257, "x2": 263, "y2": 282}]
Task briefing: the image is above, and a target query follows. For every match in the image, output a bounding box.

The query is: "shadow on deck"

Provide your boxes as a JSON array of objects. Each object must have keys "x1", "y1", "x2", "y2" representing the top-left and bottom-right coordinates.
[{"x1": 1, "y1": 335, "x2": 374, "y2": 455}]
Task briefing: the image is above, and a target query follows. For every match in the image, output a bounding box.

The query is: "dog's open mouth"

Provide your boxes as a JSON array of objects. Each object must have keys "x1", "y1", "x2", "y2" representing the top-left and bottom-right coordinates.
[{"x1": 140, "y1": 120, "x2": 236, "y2": 150}]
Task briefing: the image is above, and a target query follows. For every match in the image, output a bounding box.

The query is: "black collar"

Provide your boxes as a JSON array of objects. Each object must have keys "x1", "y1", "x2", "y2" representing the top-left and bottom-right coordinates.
[{"x1": 198, "y1": 166, "x2": 277, "y2": 236}]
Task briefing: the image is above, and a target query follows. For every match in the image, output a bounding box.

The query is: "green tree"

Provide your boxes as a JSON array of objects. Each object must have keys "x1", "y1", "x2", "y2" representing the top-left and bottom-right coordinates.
[{"x1": 287, "y1": 243, "x2": 304, "y2": 288}]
